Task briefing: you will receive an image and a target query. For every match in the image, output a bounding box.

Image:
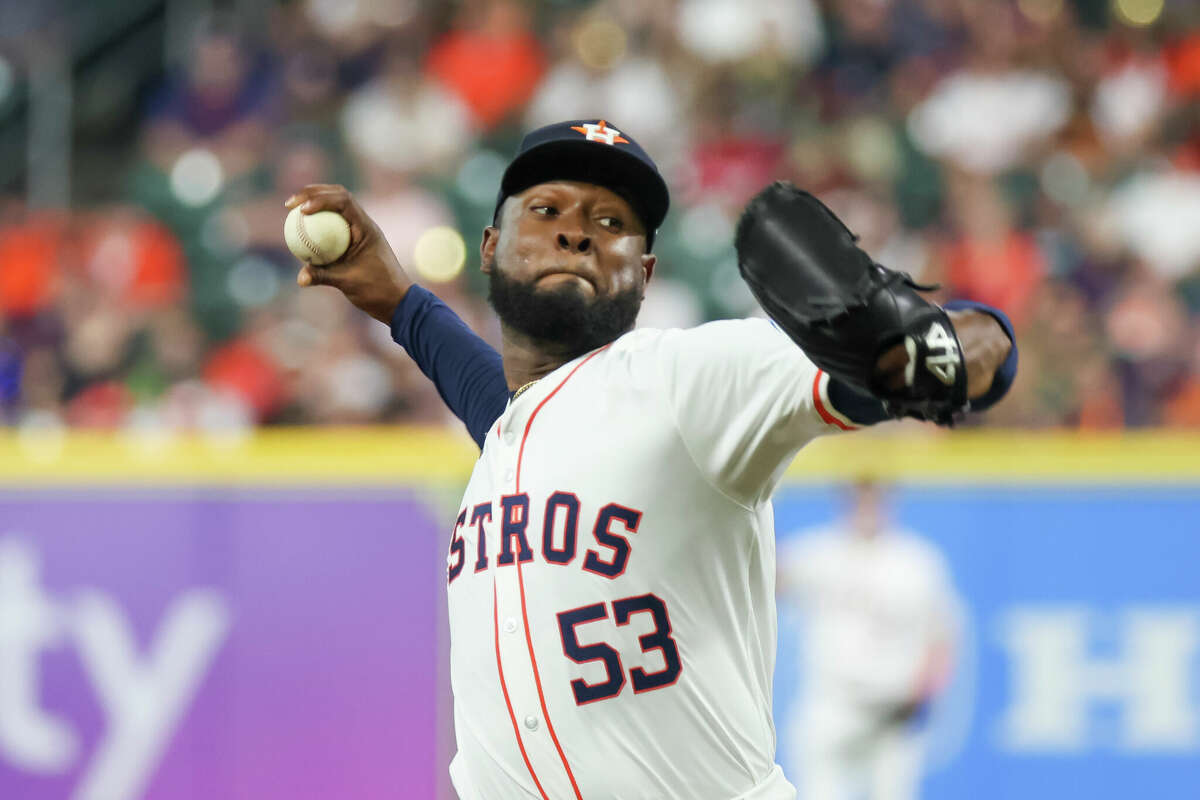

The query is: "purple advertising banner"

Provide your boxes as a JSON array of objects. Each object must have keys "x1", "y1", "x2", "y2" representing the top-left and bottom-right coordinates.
[{"x1": 0, "y1": 488, "x2": 445, "y2": 800}]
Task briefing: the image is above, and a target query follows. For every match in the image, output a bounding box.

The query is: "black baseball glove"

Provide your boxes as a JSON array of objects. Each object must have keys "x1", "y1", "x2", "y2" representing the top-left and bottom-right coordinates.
[{"x1": 735, "y1": 181, "x2": 967, "y2": 425}]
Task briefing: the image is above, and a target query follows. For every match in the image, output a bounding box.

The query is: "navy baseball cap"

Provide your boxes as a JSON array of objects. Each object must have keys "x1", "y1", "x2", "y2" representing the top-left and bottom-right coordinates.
[{"x1": 493, "y1": 119, "x2": 670, "y2": 250}]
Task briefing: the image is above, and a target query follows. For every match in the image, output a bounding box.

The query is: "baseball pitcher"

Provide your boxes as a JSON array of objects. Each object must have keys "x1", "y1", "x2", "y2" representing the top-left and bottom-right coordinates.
[{"x1": 284, "y1": 119, "x2": 1017, "y2": 799}]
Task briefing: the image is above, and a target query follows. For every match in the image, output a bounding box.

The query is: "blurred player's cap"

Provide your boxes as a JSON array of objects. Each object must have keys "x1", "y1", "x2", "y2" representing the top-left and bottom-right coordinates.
[{"x1": 494, "y1": 119, "x2": 670, "y2": 251}]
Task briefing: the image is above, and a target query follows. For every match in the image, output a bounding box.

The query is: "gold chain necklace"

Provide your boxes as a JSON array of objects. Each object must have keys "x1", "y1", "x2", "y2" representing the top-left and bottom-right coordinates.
[{"x1": 512, "y1": 380, "x2": 538, "y2": 400}]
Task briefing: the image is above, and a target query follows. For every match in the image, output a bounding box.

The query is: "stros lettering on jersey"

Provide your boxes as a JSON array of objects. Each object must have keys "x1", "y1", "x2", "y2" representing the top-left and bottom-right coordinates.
[{"x1": 444, "y1": 317, "x2": 858, "y2": 800}]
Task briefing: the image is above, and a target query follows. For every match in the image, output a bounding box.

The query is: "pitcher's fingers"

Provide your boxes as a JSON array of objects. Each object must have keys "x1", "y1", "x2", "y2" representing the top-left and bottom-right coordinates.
[
  {"x1": 285, "y1": 183, "x2": 348, "y2": 210},
  {"x1": 296, "y1": 264, "x2": 335, "y2": 288},
  {"x1": 298, "y1": 185, "x2": 353, "y2": 213},
  {"x1": 298, "y1": 188, "x2": 373, "y2": 237},
  {"x1": 284, "y1": 184, "x2": 328, "y2": 209},
  {"x1": 295, "y1": 190, "x2": 374, "y2": 253}
]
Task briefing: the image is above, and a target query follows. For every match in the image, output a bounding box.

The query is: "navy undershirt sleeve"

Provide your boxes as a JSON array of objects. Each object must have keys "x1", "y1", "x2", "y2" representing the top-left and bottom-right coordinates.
[
  {"x1": 826, "y1": 379, "x2": 891, "y2": 426},
  {"x1": 825, "y1": 299, "x2": 1019, "y2": 425},
  {"x1": 943, "y1": 299, "x2": 1018, "y2": 413},
  {"x1": 389, "y1": 287, "x2": 1018, "y2": 441},
  {"x1": 390, "y1": 285, "x2": 509, "y2": 448}
]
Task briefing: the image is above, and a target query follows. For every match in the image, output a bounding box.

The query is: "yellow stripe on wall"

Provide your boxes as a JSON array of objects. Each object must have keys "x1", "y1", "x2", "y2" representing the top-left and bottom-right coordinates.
[
  {"x1": 783, "y1": 429, "x2": 1200, "y2": 484},
  {"x1": 0, "y1": 427, "x2": 481, "y2": 486},
  {"x1": 0, "y1": 427, "x2": 1196, "y2": 486}
]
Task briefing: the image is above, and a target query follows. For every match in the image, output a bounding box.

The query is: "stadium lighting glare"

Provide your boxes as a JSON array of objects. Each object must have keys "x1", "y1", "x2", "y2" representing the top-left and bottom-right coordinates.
[
  {"x1": 413, "y1": 226, "x2": 467, "y2": 283},
  {"x1": 169, "y1": 148, "x2": 224, "y2": 207},
  {"x1": 1114, "y1": 0, "x2": 1164, "y2": 26},
  {"x1": 228, "y1": 257, "x2": 281, "y2": 308},
  {"x1": 574, "y1": 17, "x2": 628, "y2": 71}
]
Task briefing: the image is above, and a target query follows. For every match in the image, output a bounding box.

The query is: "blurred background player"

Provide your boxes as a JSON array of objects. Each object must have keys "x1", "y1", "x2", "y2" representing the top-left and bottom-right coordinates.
[{"x1": 778, "y1": 479, "x2": 960, "y2": 800}]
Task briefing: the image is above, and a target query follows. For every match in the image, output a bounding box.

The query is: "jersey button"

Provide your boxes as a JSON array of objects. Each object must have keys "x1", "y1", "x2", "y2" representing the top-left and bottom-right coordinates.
[
  {"x1": 504, "y1": 430, "x2": 516, "y2": 445},
  {"x1": 503, "y1": 617, "x2": 518, "y2": 634},
  {"x1": 503, "y1": 469, "x2": 514, "y2": 483},
  {"x1": 523, "y1": 715, "x2": 539, "y2": 731}
]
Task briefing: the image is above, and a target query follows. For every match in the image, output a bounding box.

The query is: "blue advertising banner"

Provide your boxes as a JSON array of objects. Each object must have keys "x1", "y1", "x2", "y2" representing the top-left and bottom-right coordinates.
[{"x1": 772, "y1": 485, "x2": 1200, "y2": 800}]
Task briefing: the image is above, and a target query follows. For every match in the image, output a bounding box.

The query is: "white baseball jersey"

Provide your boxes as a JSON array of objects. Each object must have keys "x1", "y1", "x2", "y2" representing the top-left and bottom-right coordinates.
[
  {"x1": 779, "y1": 528, "x2": 957, "y2": 707},
  {"x1": 444, "y1": 318, "x2": 860, "y2": 799}
]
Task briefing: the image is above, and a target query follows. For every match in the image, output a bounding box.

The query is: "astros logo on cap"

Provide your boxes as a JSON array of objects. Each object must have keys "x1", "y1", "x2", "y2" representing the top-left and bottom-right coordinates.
[{"x1": 571, "y1": 120, "x2": 629, "y2": 145}]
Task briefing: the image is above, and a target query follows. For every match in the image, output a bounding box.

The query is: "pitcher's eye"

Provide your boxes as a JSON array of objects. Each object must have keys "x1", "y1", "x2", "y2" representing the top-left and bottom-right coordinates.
[
  {"x1": 598, "y1": 216, "x2": 623, "y2": 230},
  {"x1": 531, "y1": 205, "x2": 557, "y2": 216}
]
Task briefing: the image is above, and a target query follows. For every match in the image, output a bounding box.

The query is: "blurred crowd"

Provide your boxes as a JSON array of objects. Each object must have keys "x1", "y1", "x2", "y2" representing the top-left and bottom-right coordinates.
[{"x1": 1, "y1": 0, "x2": 1198, "y2": 433}]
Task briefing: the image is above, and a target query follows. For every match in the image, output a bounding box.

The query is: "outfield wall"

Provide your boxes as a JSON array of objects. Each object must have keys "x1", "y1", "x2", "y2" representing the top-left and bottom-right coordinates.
[{"x1": 0, "y1": 429, "x2": 1196, "y2": 800}]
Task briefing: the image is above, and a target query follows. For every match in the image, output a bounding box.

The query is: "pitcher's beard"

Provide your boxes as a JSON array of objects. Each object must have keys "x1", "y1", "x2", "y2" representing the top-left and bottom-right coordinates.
[{"x1": 487, "y1": 263, "x2": 642, "y2": 359}]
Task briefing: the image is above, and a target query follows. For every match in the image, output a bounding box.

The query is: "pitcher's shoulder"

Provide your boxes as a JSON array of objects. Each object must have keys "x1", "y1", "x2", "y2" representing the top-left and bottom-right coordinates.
[{"x1": 609, "y1": 318, "x2": 784, "y2": 357}]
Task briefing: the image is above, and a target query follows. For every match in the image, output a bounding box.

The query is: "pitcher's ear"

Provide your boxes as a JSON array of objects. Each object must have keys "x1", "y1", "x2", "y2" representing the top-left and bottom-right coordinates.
[
  {"x1": 481, "y1": 226, "x2": 499, "y2": 273},
  {"x1": 641, "y1": 253, "x2": 656, "y2": 285}
]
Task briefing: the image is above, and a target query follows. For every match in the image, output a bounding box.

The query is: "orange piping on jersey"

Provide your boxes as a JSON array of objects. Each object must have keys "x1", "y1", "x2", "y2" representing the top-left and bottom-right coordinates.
[
  {"x1": 493, "y1": 579, "x2": 552, "y2": 800},
  {"x1": 515, "y1": 346, "x2": 611, "y2": 489},
  {"x1": 812, "y1": 370, "x2": 858, "y2": 431},
  {"x1": 516, "y1": 556, "x2": 584, "y2": 799},
  {"x1": 509, "y1": 346, "x2": 609, "y2": 800}
]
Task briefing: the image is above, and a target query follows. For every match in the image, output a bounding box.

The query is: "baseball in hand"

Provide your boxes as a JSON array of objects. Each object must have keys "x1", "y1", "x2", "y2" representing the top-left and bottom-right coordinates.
[{"x1": 284, "y1": 206, "x2": 351, "y2": 266}]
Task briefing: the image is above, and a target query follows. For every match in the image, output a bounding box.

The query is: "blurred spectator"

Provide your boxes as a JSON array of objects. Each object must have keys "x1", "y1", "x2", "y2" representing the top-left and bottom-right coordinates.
[
  {"x1": 143, "y1": 23, "x2": 280, "y2": 184},
  {"x1": 425, "y1": 0, "x2": 546, "y2": 130},
  {"x1": 1106, "y1": 170, "x2": 1200, "y2": 280},
  {"x1": 939, "y1": 177, "x2": 1047, "y2": 326},
  {"x1": 676, "y1": 0, "x2": 823, "y2": 66},
  {"x1": 525, "y1": 5, "x2": 689, "y2": 169},
  {"x1": 907, "y1": 0, "x2": 1071, "y2": 174},
  {"x1": 1090, "y1": 41, "x2": 1170, "y2": 153},
  {"x1": 1164, "y1": 326, "x2": 1200, "y2": 425},
  {"x1": 908, "y1": 68, "x2": 1071, "y2": 174},
  {"x1": 203, "y1": 337, "x2": 285, "y2": 423},
  {"x1": 0, "y1": 214, "x2": 66, "y2": 320},
  {"x1": 341, "y1": 45, "x2": 476, "y2": 175},
  {"x1": 0, "y1": 322, "x2": 19, "y2": 423},
  {"x1": 76, "y1": 210, "x2": 187, "y2": 309}
]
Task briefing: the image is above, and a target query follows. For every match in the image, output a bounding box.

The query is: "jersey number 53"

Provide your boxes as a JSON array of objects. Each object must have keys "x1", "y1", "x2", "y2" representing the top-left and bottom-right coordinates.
[{"x1": 556, "y1": 593, "x2": 682, "y2": 704}]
